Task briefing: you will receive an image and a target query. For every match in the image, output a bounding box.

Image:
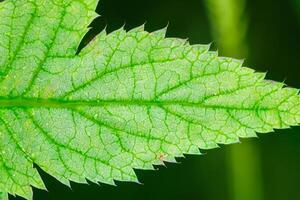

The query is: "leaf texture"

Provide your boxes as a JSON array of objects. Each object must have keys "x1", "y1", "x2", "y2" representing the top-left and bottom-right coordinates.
[
  {"x1": 0, "y1": 190, "x2": 8, "y2": 200},
  {"x1": 0, "y1": 0, "x2": 299, "y2": 199}
]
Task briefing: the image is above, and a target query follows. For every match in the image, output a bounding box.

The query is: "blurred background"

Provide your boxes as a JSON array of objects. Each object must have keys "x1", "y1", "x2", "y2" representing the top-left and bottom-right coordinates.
[{"x1": 12, "y1": 0, "x2": 300, "y2": 199}]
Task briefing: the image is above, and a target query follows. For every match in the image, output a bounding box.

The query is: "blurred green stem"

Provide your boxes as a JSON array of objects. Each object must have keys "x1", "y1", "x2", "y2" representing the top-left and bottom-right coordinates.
[
  {"x1": 205, "y1": 0, "x2": 264, "y2": 200},
  {"x1": 228, "y1": 142, "x2": 263, "y2": 200}
]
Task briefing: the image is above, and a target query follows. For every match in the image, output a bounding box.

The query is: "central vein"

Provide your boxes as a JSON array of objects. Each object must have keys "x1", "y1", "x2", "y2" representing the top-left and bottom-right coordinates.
[{"x1": 0, "y1": 97, "x2": 269, "y2": 111}]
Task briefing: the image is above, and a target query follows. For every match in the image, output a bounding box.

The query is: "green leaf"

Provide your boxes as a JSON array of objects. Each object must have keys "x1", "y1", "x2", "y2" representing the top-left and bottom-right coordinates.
[
  {"x1": 0, "y1": 191, "x2": 8, "y2": 200},
  {"x1": 0, "y1": 0, "x2": 299, "y2": 199}
]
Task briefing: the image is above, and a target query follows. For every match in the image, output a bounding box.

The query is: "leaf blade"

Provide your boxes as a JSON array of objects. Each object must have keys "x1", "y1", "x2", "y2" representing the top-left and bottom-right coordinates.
[{"x1": 0, "y1": 0, "x2": 299, "y2": 199}]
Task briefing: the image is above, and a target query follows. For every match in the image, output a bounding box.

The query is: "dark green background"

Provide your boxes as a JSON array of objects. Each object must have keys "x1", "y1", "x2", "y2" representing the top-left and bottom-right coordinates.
[{"x1": 11, "y1": 0, "x2": 300, "y2": 199}]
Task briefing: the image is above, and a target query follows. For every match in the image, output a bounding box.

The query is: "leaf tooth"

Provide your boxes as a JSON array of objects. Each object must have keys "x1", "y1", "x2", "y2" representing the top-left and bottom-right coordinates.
[
  {"x1": 109, "y1": 26, "x2": 127, "y2": 37},
  {"x1": 219, "y1": 57, "x2": 245, "y2": 71},
  {"x1": 111, "y1": 167, "x2": 139, "y2": 184},
  {"x1": 133, "y1": 162, "x2": 155, "y2": 171},
  {"x1": 9, "y1": 186, "x2": 33, "y2": 200},
  {"x1": 47, "y1": 173, "x2": 71, "y2": 188},
  {"x1": 29, "y1": 175, "x2": 46, "y2": 192},
  {"x1": 186, "y1": 146, "x2": 202, "y2": 155},
  {"x1": 162, "y1": 156, "x2": 178, "y2": 163},
  {"x1": 152, "y1": 159, "x2": 165, "y2": 166},
  {"x1": 97, "y1": 177, "x2": 117, "y2": 187},
  {"x1": 128, "y1": 23, "x2": 146, "y2": 33},
  {"x1": 151, "y1": 26, "x2": 168, "y2": 38},
  {"x1": 256, "y1": 72, "x2": 267, "y2": 81},
  {"x1": 233, "y1": 58, "x2": 245, "y2": 67},
  {"x1": 190, "y1": 44, "x2": 211, "y2": 54},
  {"x1": 264, "y1": 80, "x2": 286, "y2": 89},
  {"x1": 100, "y1": 26, "x2": 108, "y2": 35}
]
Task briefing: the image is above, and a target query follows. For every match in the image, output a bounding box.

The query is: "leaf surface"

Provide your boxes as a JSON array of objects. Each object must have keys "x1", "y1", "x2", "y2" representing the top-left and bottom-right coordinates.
[{"x1": 0, "y1": 0, "x2": 299, "y2": 199}]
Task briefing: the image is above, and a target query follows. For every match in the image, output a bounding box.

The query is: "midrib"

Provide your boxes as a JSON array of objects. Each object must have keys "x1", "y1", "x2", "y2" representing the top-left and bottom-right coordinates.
[{"x1": 0, "y1": 97, "x2": 270, "y2": 111}]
